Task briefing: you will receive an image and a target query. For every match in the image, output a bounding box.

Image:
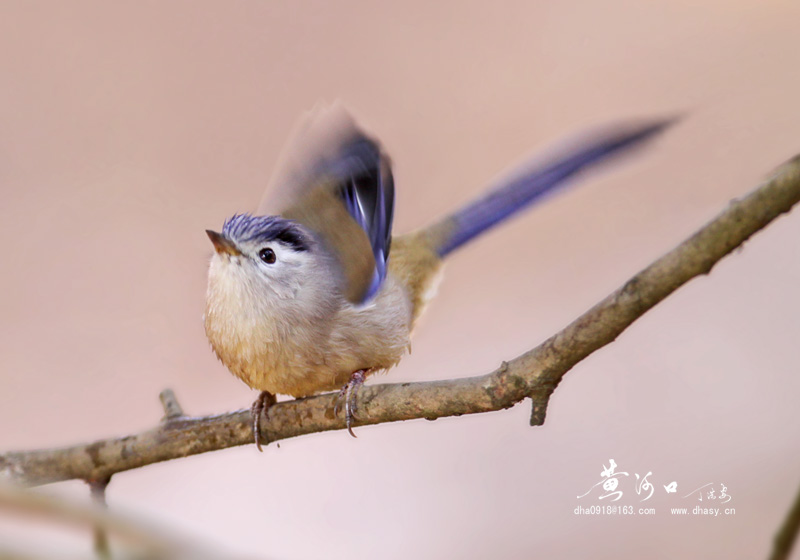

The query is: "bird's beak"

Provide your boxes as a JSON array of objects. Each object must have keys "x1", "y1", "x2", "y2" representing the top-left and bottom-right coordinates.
[{"x1": 206, "y1": 230, "x2": 242, "y2": 256}]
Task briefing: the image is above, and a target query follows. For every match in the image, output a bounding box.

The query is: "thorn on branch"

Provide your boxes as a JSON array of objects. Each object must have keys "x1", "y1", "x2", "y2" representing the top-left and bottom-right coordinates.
[
  {"x1": 159, "y1": 389, "x2": 185, "y2": 421},
  {"x1": 87, "y1": 475, "x2": 112, "y2": 560},
  {"x1": 529, "y1": 395, "x2": 549, "y2": 426},
  {"x1": 528, "y1": 381, "x2": 558, "y2": 427},
  {"x1": 88, "y1": 476, "x2": 111, "y2": 507}
]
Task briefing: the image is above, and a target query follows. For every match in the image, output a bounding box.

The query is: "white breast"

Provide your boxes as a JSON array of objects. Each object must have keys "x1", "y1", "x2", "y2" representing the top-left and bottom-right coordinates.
[{"x1": 204, "y1": 253, "x2": 412, "y2": 397}]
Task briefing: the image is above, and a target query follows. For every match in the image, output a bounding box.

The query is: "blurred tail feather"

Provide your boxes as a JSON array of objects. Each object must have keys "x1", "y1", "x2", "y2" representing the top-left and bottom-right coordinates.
[{"x1": 427, "y1": 117, "x2": 676, "y2": 258}]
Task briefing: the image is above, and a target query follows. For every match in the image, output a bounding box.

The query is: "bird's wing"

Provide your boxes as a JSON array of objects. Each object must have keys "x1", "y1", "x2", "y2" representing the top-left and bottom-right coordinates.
[{"x1": 259, "y1": 104, "x2": 394, "y2": 304}]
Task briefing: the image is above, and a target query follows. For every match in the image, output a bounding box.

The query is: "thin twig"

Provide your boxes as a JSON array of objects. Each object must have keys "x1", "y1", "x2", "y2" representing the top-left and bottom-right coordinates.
[
  {"x1": 769, "y1": 478, "x2": 800, "y2": 560},
  {"x1": 88, "y1": 476, "x2": 112, "y2": 560},
  {"x1": 159, "y1": 389, "x2": 185, "y2": 421},
  {"x1": 0, "y1": 484, "x2": 209, "y2": 559},
  {"x1": 1, "y1": 156, "x2": 800, "y2": 487}
]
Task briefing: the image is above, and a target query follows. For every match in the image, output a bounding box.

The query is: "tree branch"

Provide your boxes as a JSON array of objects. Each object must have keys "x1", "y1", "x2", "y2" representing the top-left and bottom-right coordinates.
[
  {"x1": 3, "y1": 156, "x2": 800, "y2": 488},
  {"x1": 0, "y1": 483, "x2": 209, "y2": 559}
]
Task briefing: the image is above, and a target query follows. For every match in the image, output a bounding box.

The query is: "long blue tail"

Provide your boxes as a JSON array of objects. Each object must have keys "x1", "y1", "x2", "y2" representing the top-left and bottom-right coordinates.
[{"x1": 432, "y1": 118, "x2": 673, "y2": 258}]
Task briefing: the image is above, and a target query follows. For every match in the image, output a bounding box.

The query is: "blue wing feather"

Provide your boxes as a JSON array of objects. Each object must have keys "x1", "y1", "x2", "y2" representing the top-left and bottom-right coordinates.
[{"x1": 324, "y1": 137, "x2": 394, "y2": 301}]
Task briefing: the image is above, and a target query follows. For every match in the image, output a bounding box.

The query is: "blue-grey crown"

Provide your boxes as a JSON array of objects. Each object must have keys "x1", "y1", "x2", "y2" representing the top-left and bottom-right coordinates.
[{"x1": 222, "y1": 214, "x2": 310, "y2": 252}]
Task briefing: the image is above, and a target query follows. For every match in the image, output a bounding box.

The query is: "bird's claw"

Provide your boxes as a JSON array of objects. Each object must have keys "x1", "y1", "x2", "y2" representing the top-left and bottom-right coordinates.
[
  {"x1": 251, "y1": 391, "x2": 276, "y2": 452},
  {"x1": 335, "y1": 369, "x2": 367, "y2": 437}
]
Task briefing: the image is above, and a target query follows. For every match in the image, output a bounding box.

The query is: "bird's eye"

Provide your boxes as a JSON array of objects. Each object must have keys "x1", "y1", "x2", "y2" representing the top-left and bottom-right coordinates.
[{"x1": 258, "y1": 248, "x2": 276, "y2": 264}]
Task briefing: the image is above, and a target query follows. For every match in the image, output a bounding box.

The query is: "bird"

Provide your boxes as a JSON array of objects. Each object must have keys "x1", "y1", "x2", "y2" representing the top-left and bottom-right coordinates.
[{"x1": 204, "y1": 105, "x2": 672, "y2": 449}]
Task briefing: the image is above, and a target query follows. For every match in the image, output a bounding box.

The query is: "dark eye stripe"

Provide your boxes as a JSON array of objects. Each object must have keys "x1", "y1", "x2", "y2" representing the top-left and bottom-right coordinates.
[
  {"x1": 274, "y1": 227, "x2": 308, "y2": 252},
  {"x1": 222, "y1": 214, "x2": 310, "y2": 252}
]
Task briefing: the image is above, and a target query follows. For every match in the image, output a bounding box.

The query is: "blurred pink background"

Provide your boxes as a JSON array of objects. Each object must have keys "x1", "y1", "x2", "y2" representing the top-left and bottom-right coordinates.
[{"x1": 2, "y1": 1, "x2": 800, "y2": 558}]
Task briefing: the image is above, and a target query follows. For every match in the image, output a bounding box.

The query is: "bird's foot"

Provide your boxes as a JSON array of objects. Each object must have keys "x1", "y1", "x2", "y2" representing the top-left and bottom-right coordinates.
[
  {"x1": 335, "y1": 369, "x2": 367, "y2": 438},
  {"x1": 251, "y1": 391, "x2": 276, "y2": 452}
]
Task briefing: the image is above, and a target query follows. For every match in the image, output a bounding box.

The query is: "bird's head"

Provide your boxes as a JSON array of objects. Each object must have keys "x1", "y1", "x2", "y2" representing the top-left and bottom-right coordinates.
[{"x1": 206, "y1": 213, "x2": 333, "y2": 302}]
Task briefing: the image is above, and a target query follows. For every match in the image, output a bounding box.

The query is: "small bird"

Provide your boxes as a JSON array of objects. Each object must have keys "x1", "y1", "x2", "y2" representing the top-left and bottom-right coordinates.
[{"x1": 204, "y1": 105, "x2": 671, "y2": 448}]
